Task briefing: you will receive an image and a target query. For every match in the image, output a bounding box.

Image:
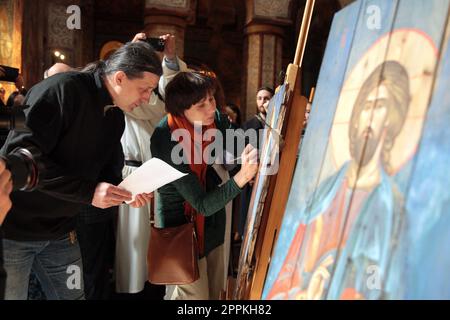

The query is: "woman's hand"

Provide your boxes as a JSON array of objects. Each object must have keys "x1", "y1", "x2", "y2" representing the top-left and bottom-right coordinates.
[{"x1": 233, "y1": 144, "x2": 258, "y2": 188}]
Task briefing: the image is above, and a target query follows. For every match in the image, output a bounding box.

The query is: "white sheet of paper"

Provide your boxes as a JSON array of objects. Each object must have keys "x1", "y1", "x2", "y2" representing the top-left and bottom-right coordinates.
[{"x1": 118, "y1": 157, "x2": 187, "y2": 203}]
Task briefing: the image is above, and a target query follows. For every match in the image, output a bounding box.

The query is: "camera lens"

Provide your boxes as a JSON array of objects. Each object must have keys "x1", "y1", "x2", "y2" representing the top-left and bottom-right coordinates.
[
  {"x1": 2, "y1": 147, "x2": 39, "y2": 191},
  {"x1": 0, "y1": 105, "x2": 28, "y2": 132}
]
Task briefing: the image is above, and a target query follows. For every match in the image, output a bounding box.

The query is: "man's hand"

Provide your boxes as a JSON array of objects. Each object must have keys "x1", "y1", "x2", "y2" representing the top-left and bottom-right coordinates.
[
  {"x1": 0, "y1": 160, "x2": 13, "y2": 225},
  {"x1": 161, "y1": 34, "x2": 176, "y2": 61},
  {"x1": 91, "y1": 182, "x2": 132, "y2": 209},
  {"x1": 129, "y1": 192, "x2": 153, "y2": 208}
]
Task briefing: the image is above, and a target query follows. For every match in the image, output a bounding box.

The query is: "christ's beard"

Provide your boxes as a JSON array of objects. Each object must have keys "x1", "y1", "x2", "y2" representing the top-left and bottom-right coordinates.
[{"x1": 353, "y1": 128, "x2": 382, "y2": 167}]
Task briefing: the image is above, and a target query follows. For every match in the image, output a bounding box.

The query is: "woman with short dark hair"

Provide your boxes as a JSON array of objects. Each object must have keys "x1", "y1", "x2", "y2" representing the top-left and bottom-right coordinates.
[{"x1": 151, "y1": 71, "x2": 258, "y2": 300}]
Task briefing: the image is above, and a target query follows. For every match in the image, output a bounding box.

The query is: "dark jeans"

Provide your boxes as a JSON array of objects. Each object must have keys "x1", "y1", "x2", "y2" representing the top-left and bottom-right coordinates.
[
  {"x1": 1, "y1": 232, "x2": 84, "y2": 300},
  {"x1": 76, "y1": 212, "x2": 115, "y2": 300},
  {"x1": 28, "y1": 270, "x2": 46, "y2": 299}
]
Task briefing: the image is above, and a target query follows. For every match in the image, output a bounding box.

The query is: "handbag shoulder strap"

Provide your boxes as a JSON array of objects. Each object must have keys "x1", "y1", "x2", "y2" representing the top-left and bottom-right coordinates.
[
  {"x1": 150, "y1": 196, "x2": 155, "y2": 226},
  {"x1": 149, "y1": 196, "x2": 195, "y2": 226}
]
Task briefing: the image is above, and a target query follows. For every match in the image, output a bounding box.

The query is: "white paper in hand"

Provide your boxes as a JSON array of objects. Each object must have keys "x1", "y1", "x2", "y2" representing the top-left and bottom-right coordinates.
[{"x1": 118, "y1": 158, "x2": 187, "y2": 203}]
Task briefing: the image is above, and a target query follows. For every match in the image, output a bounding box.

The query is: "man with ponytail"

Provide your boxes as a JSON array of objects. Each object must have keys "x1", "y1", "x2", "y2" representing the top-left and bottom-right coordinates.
[{"x1": 0, "y1": 40, "x2": 162, "y2": 300}]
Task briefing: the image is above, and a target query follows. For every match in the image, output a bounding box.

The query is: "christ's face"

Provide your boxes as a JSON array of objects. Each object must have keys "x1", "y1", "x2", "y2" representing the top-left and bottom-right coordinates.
[{"x1": 354, "y1": 84, "x2": 389, "y2": 166}]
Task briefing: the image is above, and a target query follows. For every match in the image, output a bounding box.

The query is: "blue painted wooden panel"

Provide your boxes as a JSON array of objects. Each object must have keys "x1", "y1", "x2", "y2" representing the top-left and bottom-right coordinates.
[{"x1": 263, "y1": 0, "x2": 450, "y2": 300}]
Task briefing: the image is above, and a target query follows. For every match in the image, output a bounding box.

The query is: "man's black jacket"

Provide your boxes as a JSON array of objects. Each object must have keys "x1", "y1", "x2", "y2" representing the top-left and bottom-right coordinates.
[{"x1": 0, "y1": 70, "x2": 124, "y2": 241}]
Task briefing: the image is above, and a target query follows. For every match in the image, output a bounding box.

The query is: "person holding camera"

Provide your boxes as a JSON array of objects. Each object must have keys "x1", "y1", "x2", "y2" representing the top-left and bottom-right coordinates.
[
  {"x1": 0, "y1": 160, "x2": 12, "y2": 299},
  {"x1": 0, "y1": 40, "x2": 162, "y2": 300}
]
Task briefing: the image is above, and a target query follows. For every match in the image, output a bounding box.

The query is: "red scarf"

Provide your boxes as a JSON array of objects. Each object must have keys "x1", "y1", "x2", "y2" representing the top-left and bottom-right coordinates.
[{"x1": 167, "y1": 113, "x2": 217, "y2": 255}]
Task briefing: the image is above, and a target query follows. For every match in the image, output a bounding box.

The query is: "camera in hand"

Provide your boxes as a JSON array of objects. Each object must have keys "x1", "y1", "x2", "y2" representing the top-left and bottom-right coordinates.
[
  {"x1": 2, "y1": 147, "x2": 40, "y2": 191},
  {"x1": 0, "y1": 105, "x2": 42, "y2": 191},
  {"x1": 142, "y1": 37, "x2": 165, "y2": 52},
  {"x1": 0, "y1": 65, "x2": 19, "y2": 82},
  {"x1": 0, "y1": 105, "x2": 27, "y2": 133}
]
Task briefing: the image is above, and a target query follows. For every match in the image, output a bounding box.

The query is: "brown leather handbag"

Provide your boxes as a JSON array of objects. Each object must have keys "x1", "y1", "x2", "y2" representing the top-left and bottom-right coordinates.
[{"x1": 147, "y1": 209, "x2": 199, "y2": 285}]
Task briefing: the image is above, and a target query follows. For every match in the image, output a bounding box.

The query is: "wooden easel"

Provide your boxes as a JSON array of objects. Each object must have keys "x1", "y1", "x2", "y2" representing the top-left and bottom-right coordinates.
[{"x1": 247, "y1": 0, "x2": 316, "y2": 300}]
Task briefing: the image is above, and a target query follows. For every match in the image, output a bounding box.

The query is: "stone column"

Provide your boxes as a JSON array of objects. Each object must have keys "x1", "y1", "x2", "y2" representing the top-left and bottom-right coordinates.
[
  {"x1": 144, "y1": 0, "x2": 197, "y2": 59},
  {"x1": 243, "y1": 0, "x2": 293, "y2": 121},
  {"x1": 0, "y1": 0, "x2": 23, "y2": 96}
]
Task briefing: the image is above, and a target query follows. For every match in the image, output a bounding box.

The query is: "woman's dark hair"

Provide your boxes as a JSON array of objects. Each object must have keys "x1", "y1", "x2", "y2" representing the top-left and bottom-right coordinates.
[
  {"x1": 6, "y1": 91, "x2": 24, "y2": 107},
  {"x1": 225, "y1": 103, "x2": 242, "y2": 126},
  {"x1": 6, "y1": 91, "x2": 18, "y2": 107},
  {"x1": 18, "y1": 87, "x2": 27, "y2": 96},
  {"x1": 84, "y1": 41, "x2": 163, "y2": 78},
  {"x1": 165, "y1": 72, "x2": 217, "y2": 116}
]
